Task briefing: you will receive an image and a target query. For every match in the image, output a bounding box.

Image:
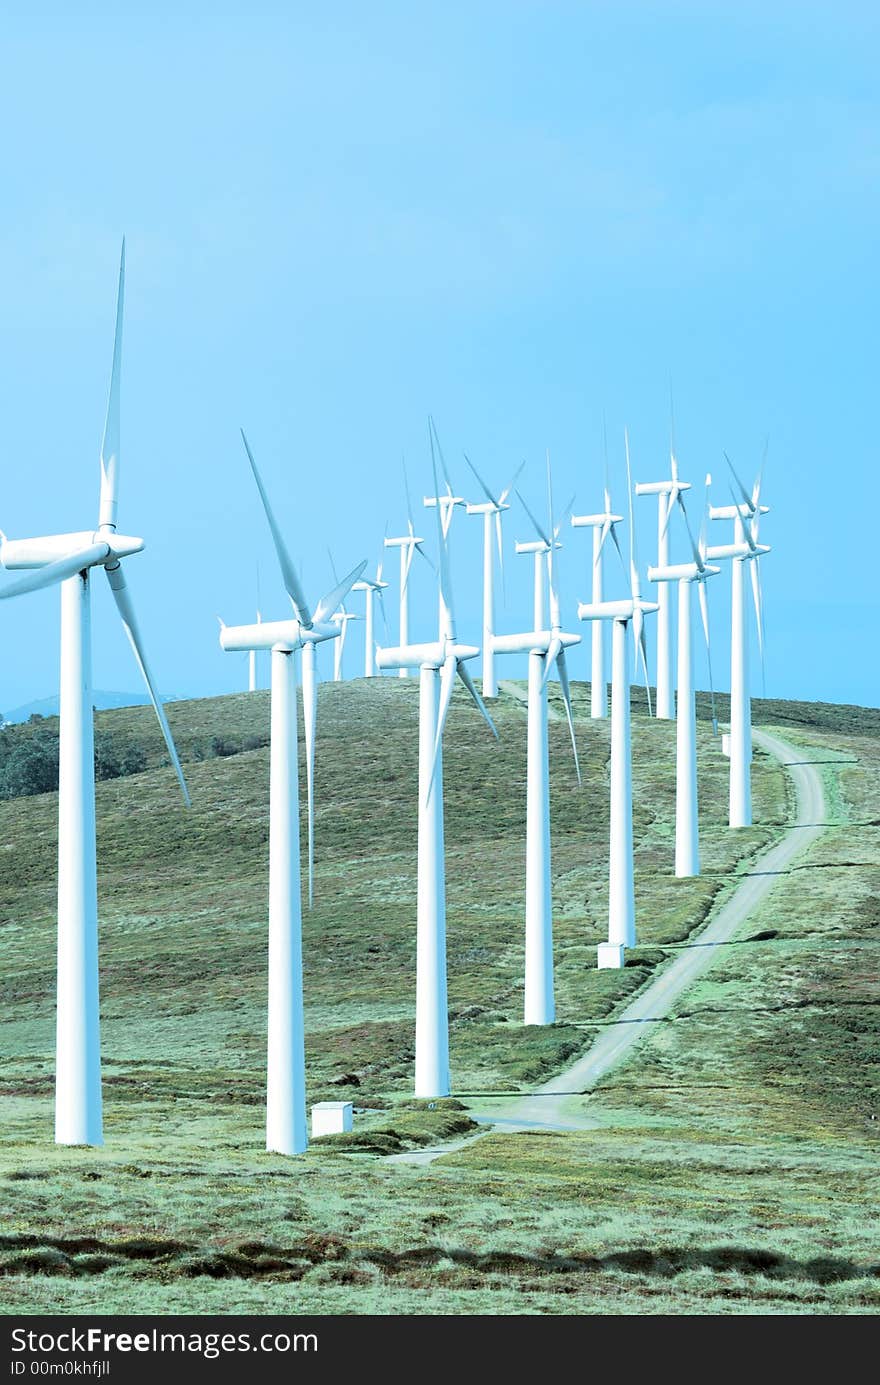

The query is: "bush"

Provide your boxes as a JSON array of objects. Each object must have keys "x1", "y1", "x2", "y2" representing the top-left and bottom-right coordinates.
[
  {"x1": 94, "y1": 731, "x2": 148, "y2": 781},
  {"x1": 0, "y1": 723, "x2": 148, "y2": 798}
]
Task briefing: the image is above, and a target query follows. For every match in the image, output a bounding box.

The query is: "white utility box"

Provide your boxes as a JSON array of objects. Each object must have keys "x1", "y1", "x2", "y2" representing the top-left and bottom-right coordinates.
[
  {"x1": 311, "y1": 1101, "x2": 353, "y2": 1136},
  {"x1": 597, "y1": 943, "x2": 626, "y2": 970}
]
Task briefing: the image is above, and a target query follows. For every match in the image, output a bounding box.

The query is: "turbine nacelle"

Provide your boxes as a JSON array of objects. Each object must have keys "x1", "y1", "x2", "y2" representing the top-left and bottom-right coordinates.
[
  {"x1": 220, "y1": 617, "x2": 341, "y2": 654},
  {"x1": 705, "y1": 541, "x2": 771, "y2": 562},
  {"x1": 352, "y1": 576, "x2": 389, "y2": 593},
  {"x1": 1, "y1": 530, "x2": 145, "y2": 569},
  {"x1": 648, "y1": 561, "x2": 721, "y2": 584},
  {"x1": 384, "y1": 533, "x2": 425, "y2": 548},
  {"x1": 709, "y1": 502, "x2": 771, "y2": 522},
  {"x1": 465, "y1": 499, "x2": 509, "y2": 516},
  {"x1": 514, "y1": 537, "x2": 556, "y2": 555},
  {"x1": 570, "y1": 511, "x2": 623, "y2": 528},
  {"x1": 492, "y1": 629, "x2": 581, "y2": 657},
  {"x1": 634, "y1": 479, "x2": 692, "y2": 497},
  {"x1": 577, "y1": 597, "x2": 659, "y2": 623},
  {"x1": 376, "y1": 637, "x2": 480, "y2": 672}
]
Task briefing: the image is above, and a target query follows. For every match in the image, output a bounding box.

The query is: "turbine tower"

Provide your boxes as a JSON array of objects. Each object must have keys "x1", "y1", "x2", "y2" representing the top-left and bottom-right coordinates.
[
  {"x1": 571, "y1": 449, "x2": 623, "y2": 719},
  {"x1": 383, "y1": 462, "x2": 429, "y2": 679},
  {"x1": 0, "y1": 242, "x2": 190, "y2": 1146},
  {"x1": 706, "y1": 456, "x2": 770, "y2": 828},
  {"x1": 493, "y1": 463, "x2": 581, "y2": 1024},
  {"x1": 219, "y1": 433, "x2": 365, "y2": 1154},
  {"x1": 635, "y1": 443, "x2": 690, "y2": 719},
  {"x1": 463, "y1": 456, "x2": 524, "y2": 699},
  {"x1": 647, "y1": 480, "x2": 720, "y2": 877},
  {"x1": 577, "y1": 430, "x2": 658, "y2": 969},
  {"x1": 376, "y1": 426, "x2": 497, "y2": 1098}
]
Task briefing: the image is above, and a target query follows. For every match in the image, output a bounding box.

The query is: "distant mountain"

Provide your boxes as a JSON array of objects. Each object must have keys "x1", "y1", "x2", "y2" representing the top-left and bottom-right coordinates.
[{"x1": 1, "y1": 691, "x2": 180, "y2": 726}]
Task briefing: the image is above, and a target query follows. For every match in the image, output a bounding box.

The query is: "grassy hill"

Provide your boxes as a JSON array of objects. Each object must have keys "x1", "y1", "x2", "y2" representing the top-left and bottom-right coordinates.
[{"x1": 0, "y1": 678, "x2": 877, "y2": 1314}]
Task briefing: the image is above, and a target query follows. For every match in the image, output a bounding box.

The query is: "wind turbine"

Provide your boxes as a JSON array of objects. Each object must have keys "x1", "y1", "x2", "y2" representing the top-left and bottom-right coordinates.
[
  {"x1": 383, "y1": 461, "x2": 429, "y2": 679},
  {"x1": 634, "y1": 431, "x2": 691, "y2": 720},
  {"x1": 352, "y1": 547, "x2": 388, "y2": 678},
  {"x1": 492, "y1": 459, "x2": 581, "y2": 1024},
  {"x1": 706, "y1": 454, "x2": 770, "y2": 829},
  {"x1": 0, "y1": 242, "x2": 190, "y2": 1147},
  {"x1": 463, "y1": 455, "x2": 524, "y2": 699},
  {"x1": 577, "y1": 429, "x2": 658, "y2": 969},
  {"x1": 648, "y1": 479, "x2": 720, "y2": 876},
  {"x1": 219, "y1": 432, "x2": 365, "y2": 1154},
  {"x1": 327, "y1": 552, "x2": 360, "y2": 683},
  {"x1": 570, "y1": 439, "x2": 623, "y2": 719},
  {"x1": 376, "y1": 425, "x2": 497, "y2": 1098}
]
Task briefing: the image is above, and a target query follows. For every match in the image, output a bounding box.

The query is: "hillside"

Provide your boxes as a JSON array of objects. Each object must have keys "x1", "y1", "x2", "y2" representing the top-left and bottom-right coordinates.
[{"x1": 0, "y1": 678, "x2": 877, "y2": 1314}]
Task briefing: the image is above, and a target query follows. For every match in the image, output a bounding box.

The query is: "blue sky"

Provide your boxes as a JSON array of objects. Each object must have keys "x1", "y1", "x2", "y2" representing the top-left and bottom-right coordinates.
[{"x1": 0, "y1": 2, "x2": 876, "y2": 712}]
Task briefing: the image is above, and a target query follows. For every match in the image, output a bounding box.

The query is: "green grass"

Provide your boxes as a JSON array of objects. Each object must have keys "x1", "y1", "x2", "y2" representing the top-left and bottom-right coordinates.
[{"x1": 0, "y1": 677, "x2": 877, "y2": 1314}]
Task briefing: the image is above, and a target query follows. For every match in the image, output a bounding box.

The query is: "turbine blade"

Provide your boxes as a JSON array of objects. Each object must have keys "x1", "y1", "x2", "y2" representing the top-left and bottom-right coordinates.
[
  {"x1": 403, "y1": 456, "x2": 415, "y2": 536},
  {"x1": 104, "y1": 563, "x2": 191, "y2": 805},
  {"x1": 0, "y1": 543, "x2": 111, "y2": 600},
  {"x1": 678, "y1": 492, "x2": 702, "y2": 569},
  {"x1": 514, "y1": 487, "x2": 551, "y2": 548},
  {"x1": 241, "y1": 430, "x2": 313, "y2": 627},
  {"x1": 494, "y1": 507, "x2": 505, "y2": 598},
  {"x1": 698, "y1": 579, "x2": 719, "y2": 734},
  {"x1": 632, "y1": 605, "x2": 652, "y2": 715},
  {"x1": 401, "y1": 540, "x2": 416, "y2": 597},
  {"x1": 301, "y1": 645, "x2": 317, "y2": 909},
  {"x1": 610, "y1": 521, "x2": 627, "y2": 580},
  {"x1": 728, "y1": 482, "x2": 757, "y2": 550},
  {"x1": 313, "y1": 559, "x2": 368, "y2": 629},
  {"x1": 428, "y1": 419, "x2": 455, "y2": 636},
  {"x1": 624, "y1": 427, "x2": 641, "y2": 600},
  {"x1": 429, "y1": 414, "x2": 455, "y2": 496},
  {"x1": 553, "y1": 492, "x2": 577, "y2": 542},
  {"x1": 751, "y1": 559, "x2": 766, "y2": 691},
  {"x1": 554, "y1": 645, "x2": 581, "y2": 786},
  {"x1": 498, "y1": 459, "x2": 526, "y2": 507},
  {"x1": 541, "y1": 636, "x2": 563, "y2": 689},
  {"x1": 98, "y1": 239, "x2": 125, "y2": 530},
  {"x1": 724, "y1": 451, "x2": 754, "y2": 514},
  {"x1": 596, "y1": 516, "x2": 612, "y2": 563},
  {"x1": 463, "y1": 452, "x2": 498, "y2": 508},
  {"x1": 659, "y1": 486, "x2": 677, "y2": 542},
  {"x1": 456, "y1": 657, "x2": 498, "y2": 739},
  {"x1": 426, "y1": 655, "x2": 457, "y2": 802}
]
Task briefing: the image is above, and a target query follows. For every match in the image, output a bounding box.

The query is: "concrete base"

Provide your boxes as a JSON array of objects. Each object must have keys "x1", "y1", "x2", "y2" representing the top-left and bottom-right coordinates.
[
  {"x1": 311, "y1": 1101, "x2": 353, "y2": 1136},
  {"x1": 597, "y1": 943, "x2": 626, "y2": 970}
]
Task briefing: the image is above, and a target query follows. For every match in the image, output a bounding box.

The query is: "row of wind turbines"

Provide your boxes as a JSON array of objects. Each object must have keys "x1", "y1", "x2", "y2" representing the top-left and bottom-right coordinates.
[{"x1": 0, "y1": 249, "x2": 770, "y2": 1156}]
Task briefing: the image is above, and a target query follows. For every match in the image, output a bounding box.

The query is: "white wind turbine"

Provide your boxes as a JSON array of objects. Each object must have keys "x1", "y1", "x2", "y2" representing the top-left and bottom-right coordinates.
[
  {"x1": 376, "y1": 428, "x2": 497, "y2": 1099},
  {"x1": 492, "y1": 461, "x2": 581, "y2": 1024},
  {"x1": 706, "y1": 454, "x2": 770, "y2": 829},
  {"x1": 327, "y1": 552, "x2": 361, "y2": 683},
  {"x1": 647, "y1": 478, "x2": 720, "y2": 877},
  {"x1": 352, "y1": 545, "x2": 388, "y2": 678},
  {"x1": 577, "y1": 430, "x2": 658, "y2": 969},
  {"x1": 0, "y1": 242, "x2": 190, "y2": 1147},
  {"x1": 219, "y1": 433, "x2": 365, "y2": 1155},
  {"x1": 635, "y1": 435, "x2": 691, "y2": 720},
  {"x1": 571, "y1": 441, "x2": 623, "y2": 719},
  {"x1": 463, "y1": 455, "x2": 525, "y2": 699},
  {"x1": 383, "y1": 462, "x2": 430, "y2": 679}
]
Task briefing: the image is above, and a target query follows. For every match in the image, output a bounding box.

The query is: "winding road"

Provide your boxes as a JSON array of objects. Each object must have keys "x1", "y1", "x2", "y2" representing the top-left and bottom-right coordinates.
[{"x1": 389, "y1": 728, "x2": 828, "y2": 1162}]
